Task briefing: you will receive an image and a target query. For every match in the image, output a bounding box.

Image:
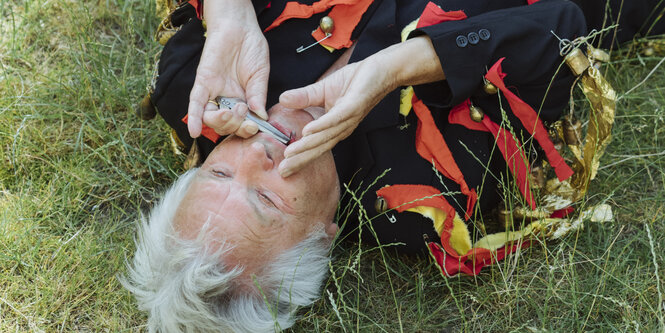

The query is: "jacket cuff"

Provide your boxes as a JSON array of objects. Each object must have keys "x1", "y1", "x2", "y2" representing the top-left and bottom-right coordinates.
[{"x1": 408, "y1": 0, "x2": 587, "y2": 108}]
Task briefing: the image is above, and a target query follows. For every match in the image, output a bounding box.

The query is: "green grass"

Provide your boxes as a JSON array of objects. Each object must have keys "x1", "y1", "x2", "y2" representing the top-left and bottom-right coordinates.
[{"x1": 1, "y1": 0, "x2": 664, "y2": 331}]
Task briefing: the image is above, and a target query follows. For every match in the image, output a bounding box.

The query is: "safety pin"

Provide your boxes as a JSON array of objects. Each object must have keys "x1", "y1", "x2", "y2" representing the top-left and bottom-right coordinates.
[
  {"x1": 296, "y1": 33, "x2": 332, "y2": 53},
  {"x1": 296, "y1": 16, "x2": 334, "y2": 53}
]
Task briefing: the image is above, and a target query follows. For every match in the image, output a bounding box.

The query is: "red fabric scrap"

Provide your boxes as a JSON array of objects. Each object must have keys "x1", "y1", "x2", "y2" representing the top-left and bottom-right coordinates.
[
  {"x1": 182, "y1": 114, "x2": 221, "y2": 143},
  {"x1": 427, "y1": 239, "x2": 532, "y2": 277},
  {"x1": 412, "y1": 97, "x2": 477, "y2": 218},
  {"x1": 377, "y1": 184, "x2": 533, "y2": 277},
  {"x1": 416, "y1": 2, "x2": 466, "y2": 29},
  {"x1": 377, "y1": 185, "x2": 459, "y2": 258},
  {"x1": 264, "y1": 0, "x2": 374, "y2": 50},
  {"x1": 188, "y1": 0, "x2": 203, "y2": 19},
  {"x1": 485, "y1": 58, "x2": 574, "y2": 181},
  {"x1": 448, "y1": 100, "x2": 535, "y2": 209}
]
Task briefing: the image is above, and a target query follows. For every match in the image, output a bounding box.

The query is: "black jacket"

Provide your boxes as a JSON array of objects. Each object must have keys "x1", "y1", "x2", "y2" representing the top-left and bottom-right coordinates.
[{"x1": 153, "y1": 0, "x2": 664, "y2": 253}]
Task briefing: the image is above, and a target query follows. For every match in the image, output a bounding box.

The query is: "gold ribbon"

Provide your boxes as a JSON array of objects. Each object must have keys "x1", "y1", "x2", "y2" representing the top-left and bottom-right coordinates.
[{"x1": 562, "y1": 46, "x2": 616, "y2": 202}]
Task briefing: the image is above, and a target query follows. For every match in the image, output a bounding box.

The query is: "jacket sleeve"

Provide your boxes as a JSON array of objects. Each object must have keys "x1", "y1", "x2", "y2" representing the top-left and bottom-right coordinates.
[{"x1": 409, "y1": 0, "x2": 587, "y2": 110}]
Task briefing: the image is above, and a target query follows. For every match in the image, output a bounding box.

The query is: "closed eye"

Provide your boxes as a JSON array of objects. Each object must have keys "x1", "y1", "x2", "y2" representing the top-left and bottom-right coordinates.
[
  {"x1": 258, "y1": 191, "x2": 277, "y2": 208},
  {"x1": 212, "y1": 169, "x2": 230, "y2": 178}
]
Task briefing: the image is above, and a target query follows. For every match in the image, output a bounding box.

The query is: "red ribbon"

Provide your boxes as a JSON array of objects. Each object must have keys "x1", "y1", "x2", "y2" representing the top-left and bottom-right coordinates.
[
  {"x1": 376, "y1": 184, "x2": 531, "y2": 277},
  {"x1": 485, "y1": 59, "x2": 573, "y2": 181},
  {"x1": 412, "y1": 97, "x2": 477, "y2": 218},
  {"x1": 449, "y1": 100, "x2": 536, "y2": 209},
  {"x1": 407, "y1": 2, "x2": 477, "y2": 218},
  {"x1": 376, "y1": 185, "x2": 459, "y2": 258},
  {"x1": 427, "y1": 239, "x2": 531, "y2": 277}
]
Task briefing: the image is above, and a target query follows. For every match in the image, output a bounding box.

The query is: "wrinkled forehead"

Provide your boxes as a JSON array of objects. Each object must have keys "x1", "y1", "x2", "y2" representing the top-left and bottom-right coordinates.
[{"x1": 174, "y1": 171, "x2": 312, "y2": 239}]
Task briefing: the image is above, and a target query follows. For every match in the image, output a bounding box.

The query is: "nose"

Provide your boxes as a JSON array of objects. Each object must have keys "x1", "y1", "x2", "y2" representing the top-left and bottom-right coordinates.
[{"x1": 243, "y1": 141, "x2": 274, "y2": 172}]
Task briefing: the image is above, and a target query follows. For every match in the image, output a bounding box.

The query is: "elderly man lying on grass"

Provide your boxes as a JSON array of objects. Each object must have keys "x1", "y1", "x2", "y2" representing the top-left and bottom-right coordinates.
[
  {"x1": 124, "y1": 103, "x2": 340, "y2": 332},
  {"x1": 121, "y1": 0, "x2": 665, "y2": 332}
]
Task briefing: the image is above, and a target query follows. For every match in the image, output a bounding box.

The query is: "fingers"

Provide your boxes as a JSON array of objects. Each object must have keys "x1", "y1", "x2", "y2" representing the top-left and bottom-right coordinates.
[
  {"x1": 204, "y1": 101, "x2": 219, "y2": 112},
  {"x1": 279, "y1": 135, "x2": 339, "y2": 178},
  {"x1": 245, "y1": 67, "x2": 270, "y2": 120},
  {"x1": 285, "y1": 117, "x2": 355, "y2": 157},
  {"x1": 279, "y1": 80, "x2": 326, "y2": 110},
  {"x1": 279, "y1": 121, "x2": 354, "y2": 177},
  {"x1": 300, "y1": 102, "x2": 354, "y2": 136},
  {"x1": 188, "y1": 83, "x2": 210, "y2": 138},
  {"x1": 202, "y1": 103, "x2": 250, "y2": 136},
  {"x1": 236, "y1": 120, "x2": 259, "y2": 138}
]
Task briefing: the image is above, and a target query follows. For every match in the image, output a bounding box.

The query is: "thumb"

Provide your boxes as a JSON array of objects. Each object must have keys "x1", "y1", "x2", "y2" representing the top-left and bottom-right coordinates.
[
  {"x1": 187, "y1": 83, "x2": 210, "y2": 138},
  {"x1": 279, "y1": 80, "x2": 326, "y2": 109},
  {"x1": 245, "y1": 68, "x2": 269, "y2": 120}
]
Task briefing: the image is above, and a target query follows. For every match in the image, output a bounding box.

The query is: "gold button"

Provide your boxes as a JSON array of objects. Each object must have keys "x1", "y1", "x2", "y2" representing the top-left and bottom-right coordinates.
[
  {"x1": 483, "y1": 82, "x2": 498, "y2": 94},
  {"x1": 564, "y1": 48, "x2": 590, "y2": 76},
  {"x1": 498, "y1": 208, "x2": 513, "y2": 228},
  {"x1": 374, "y1": 196, "x2": 388, "y2": 213},
  {"x1": 469, "y1": 104, "x2": 484, "y2": 122},
  {"x1": 319, "y1": 16, "x2": 334, "y2": 35}
]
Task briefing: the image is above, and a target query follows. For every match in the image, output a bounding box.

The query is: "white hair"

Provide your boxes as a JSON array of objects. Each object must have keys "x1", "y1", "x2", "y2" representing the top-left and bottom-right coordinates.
[{"x1": 120, "y1": 169, "x2": 332, "y2": 332}]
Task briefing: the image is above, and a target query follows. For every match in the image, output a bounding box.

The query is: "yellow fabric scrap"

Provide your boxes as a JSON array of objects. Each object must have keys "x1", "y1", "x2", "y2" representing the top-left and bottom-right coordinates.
[
  {"x1": 321, "y1": 44, "x2": 336, "y2": 53},
  {"x1": 406, "y1": 206, "x2": 472, "y2": 255},
  {"x1": 401, "y1": 19, "x2": 419, "y2": 42},
  {"x1": 399, "y1": 87, "x2": 415, "y2": 116},
  {"x1": 473, "y1": 221, "x2": 541, "y2": 251},
  {"x1": 407, "y1": 206, "x2": 446, "y2": 233},
  {"x1": 396, "y1": 19, "x2": 420, "y2": 116},
  {"x1": 450, "y1": 214, "x2": 472, "y2": 255}
]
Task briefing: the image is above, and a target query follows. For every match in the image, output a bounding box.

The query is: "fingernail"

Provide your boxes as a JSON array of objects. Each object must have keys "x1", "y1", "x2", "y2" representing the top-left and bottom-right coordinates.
[
  {"x1": 301, "y1": 123, "x2": 312, "y2": 135},
  {"x1": 280, "y1": 168, "x2": 292, "y2": 178},
  {"x1": 283, "y1": 146, "x2": 294, "y2": 158},
  {"x1": 246, "y1": 123, "x2": 259, "y2": 135},
  {"x1": 278, "y1": 163, "x2": 291, "y2": 178},
  {"x1": 279, "y1": 92, "x2": 292, "y2": 104},
  {"x1": 256, "y1": 108, "x2": 268, "y2": 120}
]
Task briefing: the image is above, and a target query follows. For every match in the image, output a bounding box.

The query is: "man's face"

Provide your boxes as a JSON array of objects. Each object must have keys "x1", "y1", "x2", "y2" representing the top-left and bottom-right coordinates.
[{"x1": 174, "y1": 105, "x2": 339, "y2": 275}]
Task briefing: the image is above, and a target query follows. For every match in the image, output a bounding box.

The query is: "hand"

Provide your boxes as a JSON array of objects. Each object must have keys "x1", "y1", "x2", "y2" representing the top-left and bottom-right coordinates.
[
  {"x1": 278, "y1": 58, "x2": 397, "y2": 177},
  {"x1": 277, "y1": 36, "x2": 445, "y2": 177},
  {"x1": 187, "y1": 0, "x2": 270, "y2": 138},
  {"x1": 201, "y1": 100, "x2": 259, "y2": 138}
]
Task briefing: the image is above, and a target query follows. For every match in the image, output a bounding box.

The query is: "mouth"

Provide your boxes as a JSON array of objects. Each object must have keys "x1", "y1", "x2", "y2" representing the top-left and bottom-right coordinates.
[{"x1": 269, "y1": 120, "x2": 298, "y2": 145}]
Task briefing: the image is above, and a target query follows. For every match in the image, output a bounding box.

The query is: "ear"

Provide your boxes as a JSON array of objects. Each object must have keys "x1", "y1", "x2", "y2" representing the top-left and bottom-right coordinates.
[{"x1": 325, "y1": 223, "x2": 339, "y2": 237}]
